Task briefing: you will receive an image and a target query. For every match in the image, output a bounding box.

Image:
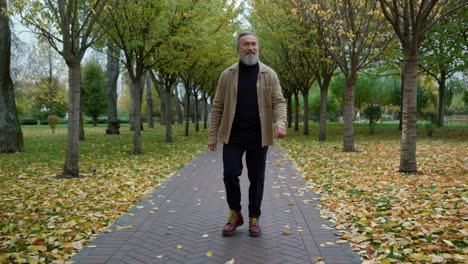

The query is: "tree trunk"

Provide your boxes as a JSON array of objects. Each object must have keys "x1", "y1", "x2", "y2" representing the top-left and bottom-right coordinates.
[
  {"x1": 79, "y1": 108, "x2": 85, "y2": 140},
  {"x1": 185, "y1": 90, "x2": 191, "y2": 136},
  {"x1": 129, "y1": 75, "x2": 135, "y2": 131},
  {"x1": 79, "y1": 81, "x2": 85, "y2": 140},
  {"x1": 159, "y1": 89, "x2": 166, "y2": 125},
  {"x1": 203, "y1": 92, "x2": 208, "y2": 129},
  {"x1": 146, "y1": 71, "x2": 154, "y2": 128},
  {"x1": 436, "y1": 74, "x2": 446, "y2": 127},
  {"x1": 106, "y1": 45, "x2": 120, "y2": 134},
  {"x1": 165, "y1": 85, "x2": 173, "y2": 143},
  {"x1": 399, "y1": 72, "x2": 404, "y2": 130},
  {"x1": 318, "y1": 81, "x2": 329, "y2": 141},
  {"x1": 194, "y1": 91, "x2": 200, "y2": 132},
  {"x1": 93, "y1": 116, "x2": 98, "y2": 126},
  {"x1": 399, "y1": 54, "x2": 419, "y2": 173},
  {"x1": 343, "y1": 74, "x2": 356, "y2": 152},
  {"x1": 150, "y1": 72, "x2": 166, "y2": 125},
  {"x1": 294, "y1": 91, "x2": 299, "y2": 132},
  {"x1": 132, "y1": 77, "x2": 143, "y2": 154},
  {"x1": 302, "y1": 90, "x2": 309, "y2": 135},
  {"x1": 174, "y1": 86, "x2": 183, "y2": 124},
  {"x1": 287, "y1": 94, "x2": 292, "y2": 129},
  {"x1": 0, "y1": 1, "x2": 25, "y2": 153},
  {"x1": 62, "y1": 60, "x2": 81, "y2": 177}
]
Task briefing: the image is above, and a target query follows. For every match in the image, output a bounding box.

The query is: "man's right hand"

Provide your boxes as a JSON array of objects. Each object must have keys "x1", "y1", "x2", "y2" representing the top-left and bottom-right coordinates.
[{"x1": 208, "y1": 139, "x2": 217, "y2": 151}]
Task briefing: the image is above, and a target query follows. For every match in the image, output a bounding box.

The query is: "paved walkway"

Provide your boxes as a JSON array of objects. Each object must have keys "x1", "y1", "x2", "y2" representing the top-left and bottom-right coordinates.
[{"x1": 71, "y1": 145, "x2": 361, "y2": 264}]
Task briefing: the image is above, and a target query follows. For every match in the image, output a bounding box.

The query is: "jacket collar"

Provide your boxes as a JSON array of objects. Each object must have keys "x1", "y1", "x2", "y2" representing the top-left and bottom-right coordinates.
[{"x1": 228, "y1": 62, "x2": 267, "y2": 73}]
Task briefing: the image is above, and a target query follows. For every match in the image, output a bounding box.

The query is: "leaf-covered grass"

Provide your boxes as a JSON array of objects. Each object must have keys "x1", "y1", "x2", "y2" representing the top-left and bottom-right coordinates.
[
  {"x1": 278, "y1": 123, "x2": 467, "y2": 264},
  {"x1": 0, "y1": 124, "x2": 207, "y2": 263}
]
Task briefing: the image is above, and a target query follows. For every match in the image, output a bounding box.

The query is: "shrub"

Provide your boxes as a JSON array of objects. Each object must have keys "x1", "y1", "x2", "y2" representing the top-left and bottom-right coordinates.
[
  {"x1": 425, "y1": 122, "x2": 434, "y2": 137},
  {"x1": 363, "y1": 104, "x2": 382, "y2": 135},
  {"x1": 47, "y1": 115, "x2": 60, "y2": 134}
]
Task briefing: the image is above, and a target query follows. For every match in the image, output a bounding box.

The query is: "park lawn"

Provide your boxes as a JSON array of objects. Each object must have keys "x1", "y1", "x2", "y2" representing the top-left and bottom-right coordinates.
[
  {"x1": 0, "y1": 124, "x2": 207, "y2": 264},
  {"x1": 278, "y1": 123, "x2": 467, "y2": 264}
]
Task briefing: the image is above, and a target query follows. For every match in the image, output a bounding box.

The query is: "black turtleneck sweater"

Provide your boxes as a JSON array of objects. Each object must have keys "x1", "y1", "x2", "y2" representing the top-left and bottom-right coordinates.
[{"x1": 230, "y1": 61, "x2": 261, "y2": 145}]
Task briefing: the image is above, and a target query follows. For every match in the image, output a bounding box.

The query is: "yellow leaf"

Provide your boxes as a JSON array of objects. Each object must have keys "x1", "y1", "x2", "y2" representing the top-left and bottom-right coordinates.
[
  {"x1": 429, "y1": 254, "x2": 445, "y2": 263},
  {"x1": 410, "y1": 253, "x2": 427, "y2": 261},
  {"x1": 202, "y1": 234, "x2": 209, "y2": 238},
  {"x1": 177, "y1": 245, "x2": 182, "y2": 249},
  {"x1": 443, "y1": 240, "x2": 454, "y2": 247},
  {"x1": 282, "y1": 231, "x2": 291, "y2": 235},
  {"x1": 206, "y1": 251, "x2": 213, "y2": 257},
  {"x1": 72, "y1": 241, "x2": 83, "y2": 250},
  {"x1": 452, "y1": 254, "x2": 465, "y2": 261},
  {"x1": 225, "y1": 258, "x2": 235, "y2": 264}
]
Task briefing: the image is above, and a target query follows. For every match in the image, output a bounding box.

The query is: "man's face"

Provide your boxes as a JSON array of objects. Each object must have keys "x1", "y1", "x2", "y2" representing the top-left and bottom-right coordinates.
[{"x1": 237, "y1": 34, "x2": 259, "y2": 66}]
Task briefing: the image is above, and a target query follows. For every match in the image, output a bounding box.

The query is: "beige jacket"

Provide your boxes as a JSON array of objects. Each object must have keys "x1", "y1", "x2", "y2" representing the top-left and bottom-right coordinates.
[{"x1": 209, "y1": 62, "x2": 287, "y2": 147}]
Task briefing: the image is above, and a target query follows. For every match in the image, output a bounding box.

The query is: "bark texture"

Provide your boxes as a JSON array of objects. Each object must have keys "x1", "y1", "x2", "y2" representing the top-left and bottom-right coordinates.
[
  {"x1": 131, "y1": 77, "x2": 142, "y2": 154},
  {"x1": 106, "y1": 45, "x2": 120, "y2": 134},
  {"x1": 294, "y1": 91, "x2": 299, "y2": 132},
  {"x1": 146, "y1": 71, "x2": 154, "y2": 128},
  {"x1": 165, "y1": 86, "x2": 173, "y2": 143},
  {"x1": 318, "y1": 82, "x2": 329, "y2": 141},
  {"x1": 0, "y1": 1, "x2": 24, "y2": 153},
  {"x1": 302, "y1": 91, "x2": 309, "y2": 135},
  {"x1": 63, "y1": 61, "x2": 81, "y2": 177},
  {"x1": 343, "y1": 75, "x2": 356, "y2": 152},
  {"x1": 436, "y1": 75, "x2": 446, "y2": 127},
  {"x1": 399, "y1": 54, "x2": 418, "y2": 172}
]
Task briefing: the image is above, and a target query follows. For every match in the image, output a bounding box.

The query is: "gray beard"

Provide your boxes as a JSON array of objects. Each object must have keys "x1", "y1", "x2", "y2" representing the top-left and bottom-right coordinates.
[{"x1": 240, "y1": 53, "x2": 259, "y2": 66}]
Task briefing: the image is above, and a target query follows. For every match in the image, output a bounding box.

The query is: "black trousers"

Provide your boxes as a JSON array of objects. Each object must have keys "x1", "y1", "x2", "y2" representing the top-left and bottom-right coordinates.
[{"x1": 223, "y1": 140, "x2": 268, "y2": 218}]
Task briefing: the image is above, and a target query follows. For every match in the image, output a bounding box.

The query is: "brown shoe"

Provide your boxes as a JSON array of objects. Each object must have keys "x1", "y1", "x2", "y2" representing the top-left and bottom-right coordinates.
[
  {"x1": 249, "y1": 218, "x2": 262, "y2": 237},
  {"x1": 222, "y1": 210, "x2": 244, "y2": 236}
]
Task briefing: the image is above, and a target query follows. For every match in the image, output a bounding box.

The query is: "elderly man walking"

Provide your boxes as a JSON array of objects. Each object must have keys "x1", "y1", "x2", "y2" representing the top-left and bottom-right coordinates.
[{"x1": 208, "y1": 32, "x2": 287, "y2": 237}]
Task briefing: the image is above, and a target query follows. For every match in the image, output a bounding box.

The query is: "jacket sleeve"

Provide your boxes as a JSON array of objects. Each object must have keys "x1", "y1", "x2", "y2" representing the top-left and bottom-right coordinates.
[
  {"x1": 208, "y1": 71, "x2": 227, "y2": 142},
  {"x1": 271, "y1": 71, "x2": 287, "y2": 127}
]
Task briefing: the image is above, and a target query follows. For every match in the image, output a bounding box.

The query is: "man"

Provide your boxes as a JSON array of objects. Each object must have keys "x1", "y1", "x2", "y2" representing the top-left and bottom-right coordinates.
[{"x1": 208, "y1": 32, "x2": 287, "y2": 237}]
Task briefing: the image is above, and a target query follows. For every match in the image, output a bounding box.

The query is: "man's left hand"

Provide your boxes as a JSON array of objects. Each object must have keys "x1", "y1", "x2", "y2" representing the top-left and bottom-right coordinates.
[{"x1": 275, "y1": 124, "x2": 286, "y2": 138}]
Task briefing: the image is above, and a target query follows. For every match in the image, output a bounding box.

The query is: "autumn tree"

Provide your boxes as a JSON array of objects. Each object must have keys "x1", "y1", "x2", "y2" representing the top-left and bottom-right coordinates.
[
  {"x1": 153, "y1": 0, "x2": 239, "y2": 143},
  {"x1": 12, "y1": 0, "x2": 117, "y2": 177},
  {"x1": 377, "y1": 0, "x2": 467, "y2": 173},
  {"x1": 251, "y1": 0, "x2": 319, "y2": 136},
  {"x1": 0, "y1": 0, "x2": 24, "y2": 153},
  {"x1": 105, "y1": 0, "x2": 181, "y2": 151},
  {"x1": 419, "y1": 6, "x2": 467, "y2": 127},
  {"x1": 293, "y1": 0, "x2": 393, "y2": 151},
  {"x1": 179, "y1": 18, "x2": 239, "y2": 136},
  {"x1": 82, "y1": 60, "x2": 107, "y2": 126},
  {"x1": 31, "y1": 77, "x2": 67, "y2": 121}
]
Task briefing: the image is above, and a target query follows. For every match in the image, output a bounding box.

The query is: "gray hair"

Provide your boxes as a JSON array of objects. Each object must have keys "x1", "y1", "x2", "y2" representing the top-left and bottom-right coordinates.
[{"x1": 237, "y1": 32, "x2": 258, "y2": 47}]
